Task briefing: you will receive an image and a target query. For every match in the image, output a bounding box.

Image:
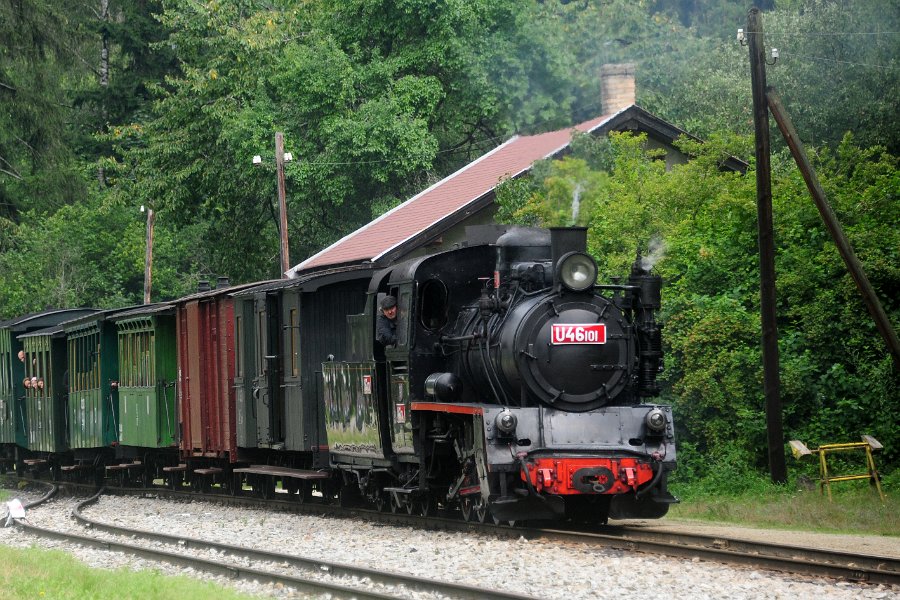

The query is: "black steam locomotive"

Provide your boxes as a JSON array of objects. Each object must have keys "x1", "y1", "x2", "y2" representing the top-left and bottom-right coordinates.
[{"x1": 324, "y1": 226, "x2": 676, "y2": 523}]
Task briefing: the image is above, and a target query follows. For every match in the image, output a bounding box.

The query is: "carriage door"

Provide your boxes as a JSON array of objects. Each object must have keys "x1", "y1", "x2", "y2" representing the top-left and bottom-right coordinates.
[
  {"x1": 253, "y1": 292, "x2": 283, "y2": 447},
  {"x1": 281, "y1": 290, "x2": 303, "y2": 451},
  {"x1": 234, "y1": 298, "x2": 257, "y2": 447}
]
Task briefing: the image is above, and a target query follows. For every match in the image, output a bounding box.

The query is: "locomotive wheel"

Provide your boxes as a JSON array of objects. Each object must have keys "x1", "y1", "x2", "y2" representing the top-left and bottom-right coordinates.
[
  {"x1": 419, "y1": 496, "x2": 435, "y2": 517},
  {"x1": 374, "y1": 493, "x2": 386, "y2": 512},
  {"x1": 389, "y1": 493, "x2": 401, "y2": 514},
  {"x1": 460, "y1": 497, "x2": 474, "y2": 522},
  {"x1": 475, "y1": 501, "x2": 489, "y2": 524},
  {"x1": 405, "y1": 497, "x2": 417, "y2": 515}
]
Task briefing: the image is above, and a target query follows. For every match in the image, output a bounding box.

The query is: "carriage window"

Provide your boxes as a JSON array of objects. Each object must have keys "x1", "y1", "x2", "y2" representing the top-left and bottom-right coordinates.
[
  {"x1": 69, "y1": 332, "x2": 100, "y2": 392},
  {"x1": 149, "y1": 331, "x2": 155, "y2": 385},
  {"x1": 419, "y1": 279, "x2": 449, "y2": 331},
  {"x1": 235, "y1": 316, "x2": 243, "y2": 377},
  {"x1": 0, "y1": 347, "x2": 7, "y2": 395},
  {"x1": 289, "y1": 309, "x2": 299, "y2": 377},
  {"x1": 257, "y1": 311, "x2": 265, "y2": 363},
  {"x1": 25, "y1": 340, "x2": 51, "y2": 397}
]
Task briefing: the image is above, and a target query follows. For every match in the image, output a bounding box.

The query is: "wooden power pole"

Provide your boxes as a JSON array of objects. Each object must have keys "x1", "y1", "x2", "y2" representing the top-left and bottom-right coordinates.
[{"x1": 747, "y1": 7, "x2": 787, "y2": 484}]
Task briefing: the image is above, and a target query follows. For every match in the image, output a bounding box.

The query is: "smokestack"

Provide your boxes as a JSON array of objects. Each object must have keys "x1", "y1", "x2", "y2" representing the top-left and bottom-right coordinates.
[
  {"x1": 216, "y1": 276, "x2": 231, "y2": 289},
  {"x1": 601, "y1": 63, "x2": 636, "y2": 114},
  {"x1": 197, "y1": 280, "x2": 211, "y2": 292}
]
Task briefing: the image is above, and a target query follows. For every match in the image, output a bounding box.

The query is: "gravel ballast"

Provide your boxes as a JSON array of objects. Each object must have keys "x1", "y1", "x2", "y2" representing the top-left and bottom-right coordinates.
[{"x1": 1, "y1": 490, "x2": 898, "y2": 599}]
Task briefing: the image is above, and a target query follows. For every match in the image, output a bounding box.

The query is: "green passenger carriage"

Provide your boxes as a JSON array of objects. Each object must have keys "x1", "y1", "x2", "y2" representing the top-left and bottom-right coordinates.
[
  {"x1": 63, "y1": 310, "x2": 124, "y2": 455},
  {"x1": 111, "y1": 304, "x2": 178, "y2": 452}
]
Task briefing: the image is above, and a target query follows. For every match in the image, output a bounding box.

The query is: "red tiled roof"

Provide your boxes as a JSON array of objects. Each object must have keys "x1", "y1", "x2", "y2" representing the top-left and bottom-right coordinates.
[{"x1": 288, "y1": 112, "x2": 618, "y2": 275}]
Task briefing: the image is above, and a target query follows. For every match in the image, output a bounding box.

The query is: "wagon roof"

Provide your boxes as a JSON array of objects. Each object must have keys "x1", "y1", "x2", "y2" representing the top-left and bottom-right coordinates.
[
  {"x1": 109, "y1": 302, "x2": 177, "y2": 320},
  {"x1": 17, "y1": 323, "x2": 66, "y2": 339},
  {"x1": 1, "y1": 308, "x2": 99, "y2": 332},
  {"x1": 231, "y1": 264, "x2": 375, "y2": 297},
  {"x1": 60, "y1": 305, "x2": 144, "y2": 333},
  {"x1": 174, "y1": 281, "x2": 267, "y2": 303}
]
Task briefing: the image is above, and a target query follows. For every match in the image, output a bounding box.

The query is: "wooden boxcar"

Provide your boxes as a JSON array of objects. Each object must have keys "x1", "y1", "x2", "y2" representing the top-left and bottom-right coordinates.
[
  {"x1": 111, "y1": 303, "x2": 178, "y2": 468},
  {"x1": 175, "y1": 280, "x2": 260, "y2": 467},
  {"x1": 232, "y1": 268, "x2": 372, "y2": 469},
  {"x1": 1, "y1": 309, "x2": 96, "y2": 470}
]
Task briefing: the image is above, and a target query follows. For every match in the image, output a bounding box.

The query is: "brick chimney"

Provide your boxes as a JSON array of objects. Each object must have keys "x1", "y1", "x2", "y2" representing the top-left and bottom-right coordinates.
[{"x1": 600, "y1": 63, "x2": 636, "y2": 114}]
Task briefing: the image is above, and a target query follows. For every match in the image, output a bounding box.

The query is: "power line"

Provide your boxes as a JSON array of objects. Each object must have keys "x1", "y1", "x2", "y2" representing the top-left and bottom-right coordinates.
[
  {"x1": 746, "y1": 30, "x2": 900, "y2": 36},
  {"x1": 778, "y1": 51, "x2": 898, "y2": 70},
  {"x1": 771, "y1": 31, "x2": 899, "y2": 36}
]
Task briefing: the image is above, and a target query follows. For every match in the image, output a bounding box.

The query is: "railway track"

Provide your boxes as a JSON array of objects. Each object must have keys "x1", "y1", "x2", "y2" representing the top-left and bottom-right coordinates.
[
  {"x1": 535, "y1": 525, "x2": 900, "y2": 586},
  {"x1": 5, "y1": 476, "x2": 900, "y2": 589},
  {"x1": 6, "y1": 481, "x2": 537, "y2": 600}
]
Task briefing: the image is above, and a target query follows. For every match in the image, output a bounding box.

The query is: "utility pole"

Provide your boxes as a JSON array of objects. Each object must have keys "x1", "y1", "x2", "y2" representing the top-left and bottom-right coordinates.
[
  {"x1": 143, "y1": 206, "x2": 155, "y2": 304},
  {"x1": 275, "y1": 132, "x2": 290, "y2": 277},
  {"x1": 747, "y1": 7, "x2": 787, "y2": 484}
]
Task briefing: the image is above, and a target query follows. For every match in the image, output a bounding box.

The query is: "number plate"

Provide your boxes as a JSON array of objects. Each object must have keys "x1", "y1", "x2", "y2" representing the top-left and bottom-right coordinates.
[{"x1": 550, "y1": 323, "x2": 607, "y2": 345}]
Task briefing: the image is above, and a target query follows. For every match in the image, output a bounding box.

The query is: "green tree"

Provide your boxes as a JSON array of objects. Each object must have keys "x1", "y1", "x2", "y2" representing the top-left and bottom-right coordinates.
[
  {"x1": 0, "y1": 0, "x2": 92, "y2": 219},
  {"x1": 641, "y1": 1, "x2": 900, "y2": 152}
]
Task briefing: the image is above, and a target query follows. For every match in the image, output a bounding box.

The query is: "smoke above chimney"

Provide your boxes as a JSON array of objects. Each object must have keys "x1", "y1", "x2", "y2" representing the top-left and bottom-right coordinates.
[{"x1": 601, "y1": 63, "x2": 636, "y2": 115}]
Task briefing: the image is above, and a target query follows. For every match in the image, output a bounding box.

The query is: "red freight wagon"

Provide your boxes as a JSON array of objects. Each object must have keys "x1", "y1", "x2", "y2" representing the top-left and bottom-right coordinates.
[{"x1": 175, "y1": 279, "x2": 262, "y2": 465}]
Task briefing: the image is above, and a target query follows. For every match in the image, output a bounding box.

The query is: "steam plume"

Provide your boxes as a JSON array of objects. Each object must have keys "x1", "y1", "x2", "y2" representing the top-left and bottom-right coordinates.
[{"x1": 641, "y1": 235, "x2": 667, "y2": 270}]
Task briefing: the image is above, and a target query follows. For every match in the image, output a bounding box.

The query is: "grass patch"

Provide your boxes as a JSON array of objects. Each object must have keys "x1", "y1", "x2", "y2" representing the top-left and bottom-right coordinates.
[
  {"x1": 670, "y1": 478, "x2": 900, "y2": 536},
  {"x1": 0, "y1": 545, "x2": 255, "y2": 600}
]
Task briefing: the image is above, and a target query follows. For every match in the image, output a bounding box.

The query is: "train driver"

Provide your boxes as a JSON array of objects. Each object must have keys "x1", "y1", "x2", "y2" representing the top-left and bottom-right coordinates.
[{"x1": 376, "y1": 295, "x2": 398, "y2": 347}]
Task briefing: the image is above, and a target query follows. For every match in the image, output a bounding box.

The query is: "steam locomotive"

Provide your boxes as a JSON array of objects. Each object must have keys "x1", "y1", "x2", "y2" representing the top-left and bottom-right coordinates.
[
  {"x1": 324, "y1": 226, "x2": 676, "y2": 523},
  {"x1": 0, "y1": 226, "x2": 676, "y2": 525}
]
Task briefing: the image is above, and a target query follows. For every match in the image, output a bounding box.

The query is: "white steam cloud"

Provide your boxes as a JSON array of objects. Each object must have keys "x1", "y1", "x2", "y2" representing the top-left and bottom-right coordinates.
[
  {"x1": 641, "y1": 235, "x2": 668, "y2": 271},
  {"x1": 569, "y1": 182, "x2": 583, "y2": 226}
]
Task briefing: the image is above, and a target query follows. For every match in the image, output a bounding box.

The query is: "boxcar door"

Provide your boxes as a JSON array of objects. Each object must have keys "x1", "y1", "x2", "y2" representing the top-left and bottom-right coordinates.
[
  {"x1": 234, "y1": 298, "x2": 257, "y2": 447},
  {"x1": 253, "y1": 293, "x2": 283, "y2": 447}
]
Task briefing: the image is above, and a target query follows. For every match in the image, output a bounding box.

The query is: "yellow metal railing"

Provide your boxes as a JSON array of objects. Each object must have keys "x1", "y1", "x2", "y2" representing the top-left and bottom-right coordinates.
[{"x1": 789, "y1": 435, "x2": 885, "y2": 502}]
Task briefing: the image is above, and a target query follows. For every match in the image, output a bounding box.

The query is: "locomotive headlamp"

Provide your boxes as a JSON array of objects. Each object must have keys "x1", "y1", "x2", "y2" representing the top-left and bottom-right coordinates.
[
  {"x1": 495, "y1": 410, "x2": 518, "y2": 435},
  {"x1": 557, "y1": 252, "x2": 597, "y2": 292},
  {"x1": 645, "y1": 408, "x2": 667, "y2": 432}
]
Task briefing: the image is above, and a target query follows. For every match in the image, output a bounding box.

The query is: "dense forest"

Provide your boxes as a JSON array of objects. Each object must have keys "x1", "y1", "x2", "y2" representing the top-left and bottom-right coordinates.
[{"x1": 1, "y1": 0, "x2": 897, "y2": 484}]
